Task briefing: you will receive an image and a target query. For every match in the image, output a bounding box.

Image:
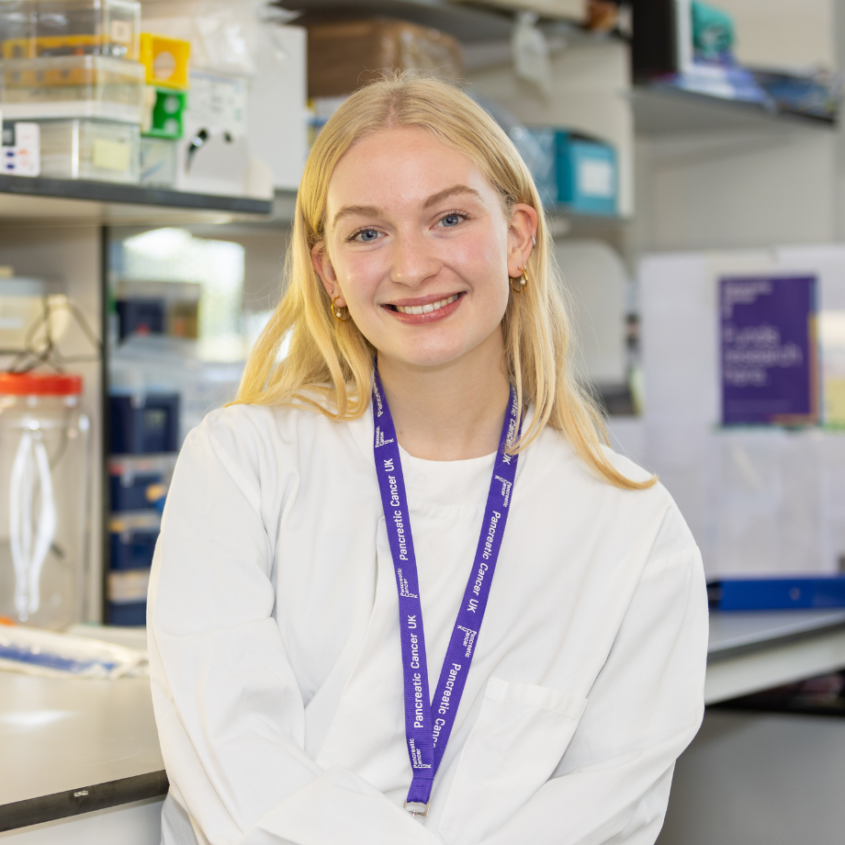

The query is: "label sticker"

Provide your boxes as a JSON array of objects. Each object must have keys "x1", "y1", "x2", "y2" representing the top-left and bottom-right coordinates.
[{"x1": 93, "y1": 138, "x2": 130, "y2": 172}]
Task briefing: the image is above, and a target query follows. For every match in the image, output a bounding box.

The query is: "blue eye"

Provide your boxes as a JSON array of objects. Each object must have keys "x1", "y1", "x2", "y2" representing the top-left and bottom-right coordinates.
[
  {"x1": 356, "y1": 229, "x2": 379, "y2": 242},
  {"x1": 441, "y1": 214, "x2": 462, "y2": 227}
]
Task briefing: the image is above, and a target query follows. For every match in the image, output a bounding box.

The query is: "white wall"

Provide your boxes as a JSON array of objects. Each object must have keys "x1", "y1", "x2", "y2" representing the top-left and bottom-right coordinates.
[
  {"x1": 718, "y1": 0, "x2": 835, "y2": 70},
  {"x1": 635, "y1": 128, "x2": 839, "y2": 253}
]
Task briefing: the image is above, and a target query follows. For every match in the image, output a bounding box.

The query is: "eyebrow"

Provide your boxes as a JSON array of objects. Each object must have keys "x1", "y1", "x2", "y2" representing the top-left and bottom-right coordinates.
[
  {"x1": 331, "y1": 204, "x2": 382, "y2": 228},
  {"x1": 331, "y1": 185, "x2": 482, "y2": 229},
  {"x1": 423, "y1": 184, "x2": 482, "y2": 208}
]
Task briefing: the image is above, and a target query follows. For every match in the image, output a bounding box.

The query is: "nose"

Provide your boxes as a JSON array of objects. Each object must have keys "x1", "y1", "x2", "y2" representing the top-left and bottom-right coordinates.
[{"x1": 389, "y1": 227, "x2": 440, "y2": 288}]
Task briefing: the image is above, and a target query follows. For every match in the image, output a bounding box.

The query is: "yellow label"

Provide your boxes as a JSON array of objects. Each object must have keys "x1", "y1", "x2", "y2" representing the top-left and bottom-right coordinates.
[
  {"x1": 93, "y1": 139, "x2": 130, "y2": 172},
  {"x1": 825, "y1": 378, "x2": 845, "y2": 425}
]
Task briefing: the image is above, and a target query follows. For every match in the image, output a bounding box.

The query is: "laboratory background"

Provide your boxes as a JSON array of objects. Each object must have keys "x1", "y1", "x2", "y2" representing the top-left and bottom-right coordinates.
[{"x1": 0, "y1": 0, "x2": 844, "y2": 842}]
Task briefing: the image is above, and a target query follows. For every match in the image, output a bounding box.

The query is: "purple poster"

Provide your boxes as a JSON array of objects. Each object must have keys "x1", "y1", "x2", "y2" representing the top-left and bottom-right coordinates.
[{"x1": 720, "y1": 275, "x2": 818, "y2": 425}]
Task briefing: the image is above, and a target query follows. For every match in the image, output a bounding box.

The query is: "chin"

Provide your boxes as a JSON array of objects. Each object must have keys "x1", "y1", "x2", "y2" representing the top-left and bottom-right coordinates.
[
  {"x1": 369, "y1": 320, "x2": 506, "y2": 372},
  {"x1": 380, "y1": 341, "x2": 482, "y2": 371}
]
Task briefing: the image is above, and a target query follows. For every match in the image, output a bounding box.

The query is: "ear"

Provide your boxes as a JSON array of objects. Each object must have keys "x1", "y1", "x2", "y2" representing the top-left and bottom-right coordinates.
[
  {"x1": 506, "y1": 203, "x2": 539, "y2": 279},
  {"x1": 311, "y1": 241, "x2": 346, "y2": 306}
]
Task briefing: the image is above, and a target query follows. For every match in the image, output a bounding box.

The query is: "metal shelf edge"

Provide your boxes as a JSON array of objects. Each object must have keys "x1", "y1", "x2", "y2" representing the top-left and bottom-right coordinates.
[{"x1": 0, "y1": 175, "x2": 273, "y2": 217}]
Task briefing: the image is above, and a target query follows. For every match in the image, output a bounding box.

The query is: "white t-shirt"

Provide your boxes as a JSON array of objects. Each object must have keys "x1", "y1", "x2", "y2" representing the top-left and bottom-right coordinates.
[{"x1": 148, "y1": 401, "x2": 708, "y2": 845}]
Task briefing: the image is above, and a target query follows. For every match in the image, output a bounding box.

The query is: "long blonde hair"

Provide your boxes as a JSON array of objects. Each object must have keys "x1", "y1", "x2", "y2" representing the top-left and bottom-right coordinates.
[{"x1": 233, "y1": 73, "x2": 653, "y2": 491}]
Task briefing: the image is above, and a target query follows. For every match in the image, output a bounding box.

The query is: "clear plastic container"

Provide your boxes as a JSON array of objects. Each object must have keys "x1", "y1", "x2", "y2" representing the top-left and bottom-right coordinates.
[
  {"x1": 37, "y1": 117, "x2": 140, "y2": 182},
  {"x1": 0, "y1": 0, "x2": 140, "y2": 61},
  {"x1": 139, "y1": 135, "x2": 176, "y2": 187},
  {"x1": 0, "y1": 55, "x2": 145, "y2": 123},
  {"x1": 0, "y1": 373, "x2": 90, "y2": 630}
]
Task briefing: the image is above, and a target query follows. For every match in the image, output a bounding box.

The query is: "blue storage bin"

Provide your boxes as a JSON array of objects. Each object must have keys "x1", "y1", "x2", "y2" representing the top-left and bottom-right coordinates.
[
  {"x1": 107, "y1": 567, "x2": 151, "y2": 626},
  {"x1": 108, "y1": 602, "x2": 147, "y2": 626},
  {"x1": 116, "y1": 298, "x2": 166, "y2": 341},
  {"x1": 110, "y1": 472, "x2": 163, "y2": 511},
  {"x1": 110, "y1": 528, "x2": 159, "y2": 571},
  {"x1": 109, "y1": 392, "x2": 180, "y2": 455},
  {"x1": 555, "y1": 132, "x2": 617, "y2": 215}
]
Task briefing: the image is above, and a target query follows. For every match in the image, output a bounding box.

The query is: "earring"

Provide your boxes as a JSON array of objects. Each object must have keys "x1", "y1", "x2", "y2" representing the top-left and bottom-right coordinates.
[
  {"x1": 331, "y1": 294, "x2": 351, "y2": 322},
  {"x1": 509, "y1": 268, "x2": 529, "y2": 293}
]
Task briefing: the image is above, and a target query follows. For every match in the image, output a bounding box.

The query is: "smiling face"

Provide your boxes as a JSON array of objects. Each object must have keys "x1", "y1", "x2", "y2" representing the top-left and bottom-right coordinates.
[{"x1": 312, "y1": 126, "x2": 536, "y2": 374}]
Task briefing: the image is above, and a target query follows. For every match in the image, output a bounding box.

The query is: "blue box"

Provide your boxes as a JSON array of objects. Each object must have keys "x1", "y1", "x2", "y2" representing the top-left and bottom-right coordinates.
[
  {"x1": 110, "y1": 528, "x2": 159, "y2": 571},
  {"x1": 555, "y1": 132, "x2": 617, "y2": 215},
  {"x1": 108, "y1": 602, "x2": 147, "y2": 626},
  {"x1": 708, "y1": 576, "x2": 845, "y2": 611},
  {"x1": 110, "y1": 472, "x2": 163, "y2": 511},
  {"x1": 109, "y1": 393, "x2": 180, "y2": 455},
  {"x1": 116, "y1": 298, "x2": 166, "y2": 341},
  {"x1": 524, "y1": 129, "x2": 618, "y2": 215}
]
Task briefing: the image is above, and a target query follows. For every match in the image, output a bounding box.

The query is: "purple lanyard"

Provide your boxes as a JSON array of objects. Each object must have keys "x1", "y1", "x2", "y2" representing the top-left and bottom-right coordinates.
[{"x1": 371, "y1": 368, "x2": 522, "y2": 816}]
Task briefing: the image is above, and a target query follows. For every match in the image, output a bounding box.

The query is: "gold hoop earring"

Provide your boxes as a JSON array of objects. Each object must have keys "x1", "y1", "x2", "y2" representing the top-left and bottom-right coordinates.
[
  {"x1": 331, "y1": 295, "x2": 351, "y2": 322},
  {"x1": 509, "y1": 268, "x2": 528, "y2": 293}
]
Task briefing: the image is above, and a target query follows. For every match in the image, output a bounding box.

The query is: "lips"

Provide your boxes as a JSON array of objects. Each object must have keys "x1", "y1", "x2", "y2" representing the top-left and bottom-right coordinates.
[
  {"x1": 383, "y1": 291, "x2": 465, "y2": 324},
  {"x1": 393, "y1": 294, "x2": 460, "y2": 315}
]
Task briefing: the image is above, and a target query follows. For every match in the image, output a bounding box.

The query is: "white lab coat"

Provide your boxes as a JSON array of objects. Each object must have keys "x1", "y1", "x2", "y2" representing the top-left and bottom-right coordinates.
[{"x1": 148, "y1": 401, "x2": 708, "y2": 845}]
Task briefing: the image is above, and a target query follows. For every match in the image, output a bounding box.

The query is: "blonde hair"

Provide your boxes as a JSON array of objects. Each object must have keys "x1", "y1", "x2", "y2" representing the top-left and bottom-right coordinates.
[{"x1": 233, "y1": 74, "x2": 653, "y2": 491}]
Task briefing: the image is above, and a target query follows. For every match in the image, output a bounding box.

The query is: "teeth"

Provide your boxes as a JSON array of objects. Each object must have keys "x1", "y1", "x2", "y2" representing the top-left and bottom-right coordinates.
[{"x1": 396, "y1": 294, "x2": 459, "y2": 315}]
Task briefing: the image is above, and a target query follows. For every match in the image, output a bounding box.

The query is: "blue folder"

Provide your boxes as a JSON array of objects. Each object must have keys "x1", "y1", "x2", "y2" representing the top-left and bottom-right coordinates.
[{"x1": 708, "y1": 577, "x2": 845, "y2": 611}]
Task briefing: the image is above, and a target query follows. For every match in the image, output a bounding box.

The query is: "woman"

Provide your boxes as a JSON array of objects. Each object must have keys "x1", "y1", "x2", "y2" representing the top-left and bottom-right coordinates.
[{"x1": 148, "y1": 74, "x2": 708, "y2": 845}]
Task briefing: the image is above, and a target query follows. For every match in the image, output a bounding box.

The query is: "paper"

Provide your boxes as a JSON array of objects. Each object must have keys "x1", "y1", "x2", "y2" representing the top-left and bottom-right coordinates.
[{"x1": 93, "y1": 138, "x2": 131, "y2": 173}]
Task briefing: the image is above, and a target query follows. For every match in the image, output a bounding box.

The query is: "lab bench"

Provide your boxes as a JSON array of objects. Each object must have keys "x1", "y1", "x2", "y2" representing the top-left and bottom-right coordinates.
[
  {"x1": 0, "y1": 672, "x2": 164, "y2": 843},
  {"x1": 3, "y1": 610, "x2": 845, "y2": 842}
]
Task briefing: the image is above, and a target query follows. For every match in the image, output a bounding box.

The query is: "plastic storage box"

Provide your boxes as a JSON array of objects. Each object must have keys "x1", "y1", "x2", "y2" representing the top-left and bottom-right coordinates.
[
  {"x1": 108, "y1": 511, "x2": 157, "y2": 625},
  {"x1": 139, "y1": 136, "x2": 177, "y2": 186},
  {"x1": 0, "y1": 0, "x2": 140, "y2": 60},
  {"x1": 110, "y1": 526, "x2": 158, "y2": 570},
  {"x1": 37, "y1": 117, "x2": 139, "y2": 182},
  {"x1": 109, "y1": 392, "x2": 180, "y2": 454},
  {"x1": 555, "y1": 132, "x2": 618, "y2": 216},
  {"x1": 1, "y1": 55, "x2": 145, "y2": 122},
  {"x1": 115, "y1": 297, "x2": 165, "y2": 339},
  {"x1": 109, "y1": 470, "x2": 163, "y2": 511},
  {"x1": 525, "y1": 128, "x2": 618, "y2": 214}
]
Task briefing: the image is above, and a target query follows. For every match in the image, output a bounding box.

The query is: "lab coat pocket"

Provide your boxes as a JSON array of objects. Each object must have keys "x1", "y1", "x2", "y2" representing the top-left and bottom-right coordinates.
[{"x1": 439, "y1": 676, "x2": 587, "y2": 845}]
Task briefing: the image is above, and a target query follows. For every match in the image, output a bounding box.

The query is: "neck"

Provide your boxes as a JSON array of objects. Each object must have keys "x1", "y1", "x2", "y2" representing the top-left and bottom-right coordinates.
[{"x1": 377, "y1": 339, "x2": 510, "y2": 461}]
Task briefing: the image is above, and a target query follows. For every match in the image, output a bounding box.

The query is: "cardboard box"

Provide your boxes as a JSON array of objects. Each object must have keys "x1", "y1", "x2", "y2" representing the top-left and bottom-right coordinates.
[{"x1": 307, "y1": 19, "x2": 463, "y2": 98}]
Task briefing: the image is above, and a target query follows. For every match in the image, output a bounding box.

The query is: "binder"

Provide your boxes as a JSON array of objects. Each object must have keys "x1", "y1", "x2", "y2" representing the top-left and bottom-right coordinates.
[{"x1": 708, "y1": 576, "x2": 845, "y2": 611}]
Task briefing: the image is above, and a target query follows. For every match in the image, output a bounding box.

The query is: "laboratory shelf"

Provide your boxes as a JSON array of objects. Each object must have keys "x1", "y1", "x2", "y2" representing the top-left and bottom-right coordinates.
[
  {"x1": 705, "y1": 610, "x2": 845, "y2": 705},
  {"x1": 632, "y1": 83, "x2": 837, "y2": 137},
  {"x1": 279, "y1": 0, "x2": 587, "y2": 43},
  {"x1": 0, "y1": 174, "x2": 273, "y2": 226},
  {"x1": 281, "y1": 0, "x2": 512, "y2": 42}
]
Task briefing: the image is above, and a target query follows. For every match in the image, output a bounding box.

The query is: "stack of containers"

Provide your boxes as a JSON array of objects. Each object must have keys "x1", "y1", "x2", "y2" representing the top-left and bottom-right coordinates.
[
  {"x1": 108, "y1": 392, "x2": 179, "y2": 625},
  {"x1": 138, "y1": 32, "x2": 189, "y2": 187},
  {"x1": 0, "y1": 0, "x2": 145, "y2": 183}
]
